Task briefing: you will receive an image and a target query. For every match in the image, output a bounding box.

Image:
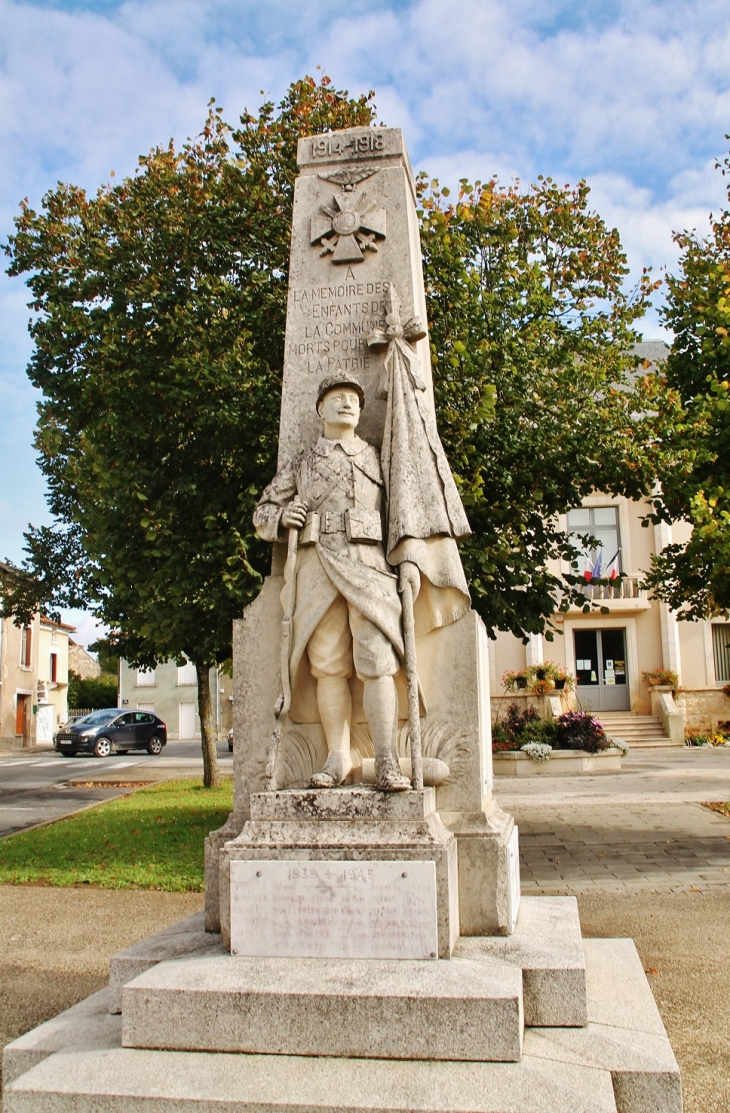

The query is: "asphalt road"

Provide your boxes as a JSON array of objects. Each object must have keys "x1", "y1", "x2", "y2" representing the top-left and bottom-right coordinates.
[{"x1": 0, "y1": 740, "x2": 234, "y2": 837}]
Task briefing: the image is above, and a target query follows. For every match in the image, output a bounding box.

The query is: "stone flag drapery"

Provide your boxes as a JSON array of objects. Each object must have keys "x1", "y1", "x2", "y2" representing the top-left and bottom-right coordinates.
[{"x1": 368, "y1": 287, "x2": 472, "y2": 637}]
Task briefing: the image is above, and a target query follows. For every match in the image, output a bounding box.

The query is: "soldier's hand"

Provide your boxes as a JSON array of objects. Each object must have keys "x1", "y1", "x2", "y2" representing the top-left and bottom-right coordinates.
[
  {"x1": 399, "y1": 561, "x2": 421, "y2": 601},
  {"x1": 281, "y1": 500, "x2": 308, "y2": 530}
]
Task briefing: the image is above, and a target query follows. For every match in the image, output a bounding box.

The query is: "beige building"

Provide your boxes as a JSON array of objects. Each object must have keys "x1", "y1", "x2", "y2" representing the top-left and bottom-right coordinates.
[
  {"x1": 0, "y1": 580, "x2": 75, "y2": 750},
  {"x1": 36, "y1": 617, "x2": 75, "y2": 743},
  {"x1": 491, "y1": 342, "x2": 730, "y2": 740},
  {"x1": 118, "y1": 658, "x2": 232, "y2": 740},
  {"x1": 0, "y1": 611, "x2": 41, "y2": 750}
]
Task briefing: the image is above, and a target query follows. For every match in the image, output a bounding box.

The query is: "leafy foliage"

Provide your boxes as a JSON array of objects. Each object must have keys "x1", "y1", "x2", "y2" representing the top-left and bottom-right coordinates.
[
  {"x1": 646, "y1": 147, "x2": 730, "y2": 618},
  {"x1": 88, "y1": 636, "x2": 121, "y2": 675},
  {"x1": 419, "y1": 174, "x2": 677, "y2": 638},
  {"x1": 68, "y1": 671, "x2": 118, "y2": 711},
  {"x1": 2, "y1": 76, "x2": 375, "y2": 785},
  {"x1": 556, "y1": 709, "x2": 605, "y2": 753},
  {"x1": 492, "y1": 702, "x2": 558, "y2": 751}
]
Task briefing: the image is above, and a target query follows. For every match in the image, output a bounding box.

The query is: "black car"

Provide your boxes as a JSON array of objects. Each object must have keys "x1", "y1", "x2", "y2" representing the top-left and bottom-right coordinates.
[{"x1": 55, "y1": 709, "x2": 167, "y2": 758}]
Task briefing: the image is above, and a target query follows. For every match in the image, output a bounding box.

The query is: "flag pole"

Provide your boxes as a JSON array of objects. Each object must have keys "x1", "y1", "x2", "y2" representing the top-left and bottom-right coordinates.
[{"x1": 400, "y1": 576, "x2": 424, "y2": 791}]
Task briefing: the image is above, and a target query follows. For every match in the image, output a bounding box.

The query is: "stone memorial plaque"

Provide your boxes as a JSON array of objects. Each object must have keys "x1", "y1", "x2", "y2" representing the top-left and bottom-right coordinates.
[{"x1": 230, "y1": 859, "x2": 439, "y2": 960}]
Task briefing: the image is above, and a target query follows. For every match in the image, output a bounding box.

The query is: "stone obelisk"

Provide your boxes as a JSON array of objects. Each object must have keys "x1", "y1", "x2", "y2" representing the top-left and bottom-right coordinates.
[{"x1": 206, "y1": 126, "x2": 519, "y2": 945}]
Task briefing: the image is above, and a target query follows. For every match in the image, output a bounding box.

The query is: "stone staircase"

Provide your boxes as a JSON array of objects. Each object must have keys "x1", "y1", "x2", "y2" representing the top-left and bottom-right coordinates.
[{"x1": 599, "y1": 712, "x2": 682, "y2": 749}]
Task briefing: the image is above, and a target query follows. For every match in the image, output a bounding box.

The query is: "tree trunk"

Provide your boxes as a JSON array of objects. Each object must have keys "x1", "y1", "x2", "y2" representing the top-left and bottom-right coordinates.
[{"x1": 196, "y1": 662, "x2": 221, "y2": 788}]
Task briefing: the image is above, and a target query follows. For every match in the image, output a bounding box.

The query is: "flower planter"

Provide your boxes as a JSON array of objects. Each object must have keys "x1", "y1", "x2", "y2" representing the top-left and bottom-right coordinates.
[{"x1": 492, "y1": 748, "x2": 623, "y2": 776}]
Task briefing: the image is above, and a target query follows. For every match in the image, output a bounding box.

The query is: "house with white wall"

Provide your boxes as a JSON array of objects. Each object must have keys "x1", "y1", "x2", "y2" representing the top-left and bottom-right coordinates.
[
  {"x1": 118, "y1": 658, "x2": 232, "y2": 740},
  {"x1": 490, "y1": 342, "x2": 730, "y2": 742}
]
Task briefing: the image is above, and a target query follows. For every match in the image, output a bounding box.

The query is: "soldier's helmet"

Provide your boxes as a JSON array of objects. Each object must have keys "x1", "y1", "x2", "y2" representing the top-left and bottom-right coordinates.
[{"x1": 316, "y1": 374, "x2": 366, "y2": 412}]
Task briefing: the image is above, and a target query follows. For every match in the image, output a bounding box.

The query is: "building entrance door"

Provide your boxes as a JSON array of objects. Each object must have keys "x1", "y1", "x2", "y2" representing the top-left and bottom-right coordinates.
[
  {"x1": 15, "y1": 694, "x2": 31, "y2": 746},
  {"x1": 574, "y1": 628, "x2": 630, "y2": 712}
]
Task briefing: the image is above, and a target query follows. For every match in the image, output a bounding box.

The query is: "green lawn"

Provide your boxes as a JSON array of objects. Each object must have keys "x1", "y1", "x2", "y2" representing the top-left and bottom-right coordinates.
[{"x1": 0, "y1": 779, "x2": 233, "y2": 891}]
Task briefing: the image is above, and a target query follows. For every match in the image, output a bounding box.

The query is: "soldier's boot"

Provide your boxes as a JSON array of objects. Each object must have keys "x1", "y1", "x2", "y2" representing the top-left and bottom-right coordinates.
[
  {"x1": 310, "y1": 676, "x2": 353, "y2": 788},
  {"x1": 364, "y1": 676, "x2": 411, "y2": 792}
]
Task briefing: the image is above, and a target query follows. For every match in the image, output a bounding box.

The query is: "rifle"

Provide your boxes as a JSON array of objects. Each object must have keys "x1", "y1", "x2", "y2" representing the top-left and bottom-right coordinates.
[
  {"x1": 400, "y1": 575, "x2": 424, "y2": 791},
  {"x1": 264, "y1": 526, "x2": 299, "y2": 792}
]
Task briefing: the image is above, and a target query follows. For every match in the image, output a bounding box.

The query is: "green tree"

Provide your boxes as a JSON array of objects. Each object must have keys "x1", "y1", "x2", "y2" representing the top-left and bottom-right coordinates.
[
  {"x1": 68, "y1": 671, "x2": 118, "y2": 711},
  {"x1": 3, "y1": 76, "x2": 375, "y2": 786},
  {"x1": 418, "y1": 175, "x2": 679, "y2": 638},
  {"x1": 645, "y1": 148, "x2": 730, "y2": 618},
  {"x1": 88, "y1": 636, "x2": 120, "y2": 676}
]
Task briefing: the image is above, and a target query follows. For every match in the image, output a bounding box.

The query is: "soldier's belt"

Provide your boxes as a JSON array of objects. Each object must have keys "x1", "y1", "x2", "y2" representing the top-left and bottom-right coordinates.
[{"x1": 300, "y1": 508, "x2": 382, "y2": 546}]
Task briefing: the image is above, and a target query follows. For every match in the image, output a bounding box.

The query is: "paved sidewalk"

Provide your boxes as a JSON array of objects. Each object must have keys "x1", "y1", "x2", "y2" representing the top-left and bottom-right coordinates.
[{"x1": 495, "y1": 747, "x2": 730, "y2": 895}]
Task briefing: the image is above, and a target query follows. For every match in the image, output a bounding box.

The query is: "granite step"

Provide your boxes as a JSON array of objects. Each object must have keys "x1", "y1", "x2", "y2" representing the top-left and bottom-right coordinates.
[
  {"x1": 108, "y1": 910, "x2": 222, "y2": 1013},
  {"x1": 108, "y1": 897, "x2": 587, "y2": 1032},
  {"x1": 2, "y1": 938, "x2": 681, "y2": 1113},
  {"x1": 3, "y1": 1045, "x2": 619, "y2": 1113},
  {"x1": 122, "y1": 951, "x2": 524, "y2": 1062},
  {"x1": 455, "y1": 896, "x2": 587, "y2": 1027},
  {"x1": 599, "y1": 714, "x2": 680, "y2": 749}
]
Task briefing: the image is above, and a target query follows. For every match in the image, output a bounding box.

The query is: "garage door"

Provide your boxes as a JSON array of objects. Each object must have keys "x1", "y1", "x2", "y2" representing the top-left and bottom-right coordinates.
[{"x1": 179, "y1": 702, "x2": 198, "y2": 739}]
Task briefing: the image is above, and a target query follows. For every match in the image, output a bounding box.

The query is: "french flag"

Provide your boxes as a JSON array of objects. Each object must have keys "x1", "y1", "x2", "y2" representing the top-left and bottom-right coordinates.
[
  {"x1": 583, "y1": 552, "x2": 602, "y2": 583},
  {"x1": 606, "y1": 548, "x2": 620, "y2": 582}
]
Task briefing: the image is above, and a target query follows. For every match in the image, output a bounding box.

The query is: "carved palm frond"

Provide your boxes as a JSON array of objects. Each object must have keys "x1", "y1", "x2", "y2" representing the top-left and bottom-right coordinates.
[
  {"x1": 398, "y1": 719, "x2": 473, "y2": 784},
  {"x1": 281, "y1": 729, "x2": 320, "y2": 788},
  {"x1": 350, "y1": 721, "x2": 374, "y2": 761}
]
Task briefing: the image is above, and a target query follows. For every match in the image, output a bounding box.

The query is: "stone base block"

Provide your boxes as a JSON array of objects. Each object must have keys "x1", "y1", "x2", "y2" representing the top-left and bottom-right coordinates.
[
  {"x1": 525, "y1": 939, "x2": 682, "y2": 1113},
  {"x1": 121, "y1": 952, "x2": 523, "y2": 1062},
  {"x1": 3, "y1": 938, "x2": 681, "y2": 1113},
  {"x1": 205, "y1": 811, "x2": 246, "y2": 932},
  {"x1": 2, "y1": 989, "x2": 119, "y2": 1090},
  {"x1": 440, "y1": 802, "x2": 518, "y2": 936},
  {"x1": 3, "y1": 1049, "x2": 619, "y2": 1113},
  {"x1": 456, "y1": 896, "x2": 587, "y2": 1027},
  {"x1": 108, "y1": 911, "x2": 224, "y2": 1013},
  {"x1": 220, "y1": 786, "x2": 459, "y2": 958}
]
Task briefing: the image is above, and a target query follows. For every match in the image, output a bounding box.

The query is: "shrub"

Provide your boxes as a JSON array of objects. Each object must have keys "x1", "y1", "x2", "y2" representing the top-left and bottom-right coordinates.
[
  {"x1": 556, "y1": 710, "x2": 606, "y2": 753},
  {"x1": 68, "y1": 670, "x2": 118, "y2": 710},
  {"x1": 492, "y1": 704, "x2": 560, "y2": 752}
]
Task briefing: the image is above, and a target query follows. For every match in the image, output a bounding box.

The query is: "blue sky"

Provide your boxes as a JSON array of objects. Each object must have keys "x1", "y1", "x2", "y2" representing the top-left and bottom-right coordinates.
[{"x1": 1, "y1": 0, "x2": 729, "y2": 640}]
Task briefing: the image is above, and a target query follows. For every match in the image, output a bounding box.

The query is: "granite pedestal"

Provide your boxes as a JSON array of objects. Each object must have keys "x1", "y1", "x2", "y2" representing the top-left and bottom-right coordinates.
[{"x1": 219, "y1": 786, "x2": 459, "y2": 959}]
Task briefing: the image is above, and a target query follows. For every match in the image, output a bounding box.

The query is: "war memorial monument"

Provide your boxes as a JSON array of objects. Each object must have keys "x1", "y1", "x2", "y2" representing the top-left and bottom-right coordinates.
[{"x1": 3, "y1": 127, "x2": 682, "y2": 1112}]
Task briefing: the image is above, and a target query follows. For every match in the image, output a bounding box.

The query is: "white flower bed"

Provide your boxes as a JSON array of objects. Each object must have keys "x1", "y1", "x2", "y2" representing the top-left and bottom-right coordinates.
[{"x1": 520, "y1": 741, "x2": 553, "y2": 763}]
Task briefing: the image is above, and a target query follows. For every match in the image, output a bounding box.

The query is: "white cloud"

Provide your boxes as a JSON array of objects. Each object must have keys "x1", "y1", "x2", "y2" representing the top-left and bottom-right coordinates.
[
  {"x1": 1, "y1": 0, "x2": 729, "y2": 550},
  {"x1": 63, "y1": 610, "x2": 108, "y2": 650}
]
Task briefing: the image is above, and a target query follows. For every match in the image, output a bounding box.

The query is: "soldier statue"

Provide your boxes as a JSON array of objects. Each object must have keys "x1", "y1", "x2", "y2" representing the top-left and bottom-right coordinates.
[{"x1": 254, "y1": 293, "x2": 472, "y2": 792}]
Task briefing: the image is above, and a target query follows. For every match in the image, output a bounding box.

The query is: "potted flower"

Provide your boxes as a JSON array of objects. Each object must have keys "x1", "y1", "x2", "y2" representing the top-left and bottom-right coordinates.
[
  {"x1": 542, "y1": 662, "x2": 576, "y2": 692},
  {"x1": 502, "y1": 669, "x2": 529, "y2": 692},
  {"x1": 642, "y1": 669, "x2": 679, "y2": 692}
]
